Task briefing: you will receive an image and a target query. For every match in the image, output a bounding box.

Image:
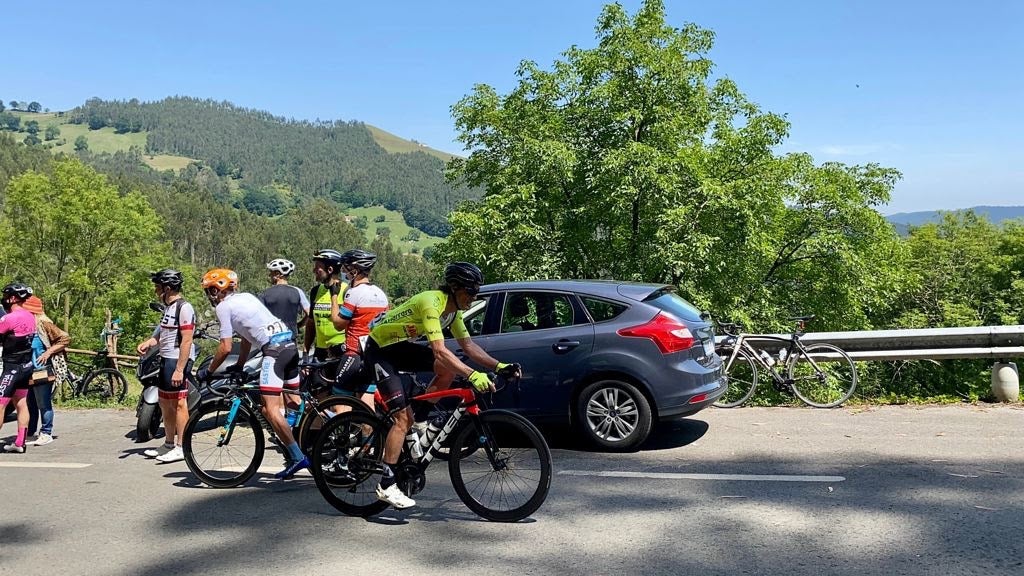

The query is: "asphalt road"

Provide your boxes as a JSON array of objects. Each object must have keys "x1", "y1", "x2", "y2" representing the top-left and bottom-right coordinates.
[{"x1": 1, "y1": 405, "x2": 1021, "y2": 576}]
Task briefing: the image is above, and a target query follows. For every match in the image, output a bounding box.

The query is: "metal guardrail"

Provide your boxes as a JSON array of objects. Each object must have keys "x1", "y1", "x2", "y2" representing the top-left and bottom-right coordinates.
[{"x1": 717, "y1": 326, "x2": 1024, "y2": 362}]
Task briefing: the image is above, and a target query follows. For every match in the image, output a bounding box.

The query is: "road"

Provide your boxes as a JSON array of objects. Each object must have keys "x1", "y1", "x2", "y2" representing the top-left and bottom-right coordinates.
[{"x1": 1, "y1": 405, "x2": 1021, "y2": 576}]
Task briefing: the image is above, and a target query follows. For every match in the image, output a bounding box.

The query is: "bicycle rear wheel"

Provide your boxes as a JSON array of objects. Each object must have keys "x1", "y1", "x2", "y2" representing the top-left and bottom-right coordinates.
[
  {"x1": 183, "y1": 399, "x2": 265, "y2": 488},
  {"x1": 311, "y1": 411, "x2": 390, "y2": 517},
  {"x1": 296, "y1": 394, "x2": 373, "y2": 454},
  {"x1": 448, "y1": 410, "x2": 552, "y2": 522},
  {"x1": 78, "y1": 368, "x2": 128, "y2": 403},
  {"x1": 713, "y1": 346, "x2": 758, "y2": 408},
  {"x1": 788, "y1": 343, "x2": 858, "y2": 408}
]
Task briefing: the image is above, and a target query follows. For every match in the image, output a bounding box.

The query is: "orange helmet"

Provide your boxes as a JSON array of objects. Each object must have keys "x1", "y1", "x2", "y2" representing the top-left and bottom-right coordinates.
[{"x1": 202, "y1": 268, "x2": 238, "y2": 291}]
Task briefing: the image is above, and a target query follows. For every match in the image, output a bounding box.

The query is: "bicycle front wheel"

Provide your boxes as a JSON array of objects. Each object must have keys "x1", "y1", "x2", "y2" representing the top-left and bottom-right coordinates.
[
  {"x1": 787, "y1": 343, "x2": 858, "y2": 408},
  {"x1": 183, "y1": 399, "x2": 265, "y2": 488},
  {"x1": 713, "y1": 346, "x2": 758, "y2": 408},
  {"x1": 296, "y1": 394, "x2": 373, "y2": 455},
  {"x1": 448, "y1": 410, "x2": 552, "y2": 522},
  {"x1": 78, "y1": 368, "x2": 128, "y2": 403},
  {"x1": 311, "y1": 411, "x2": 390, "y2": 517}
]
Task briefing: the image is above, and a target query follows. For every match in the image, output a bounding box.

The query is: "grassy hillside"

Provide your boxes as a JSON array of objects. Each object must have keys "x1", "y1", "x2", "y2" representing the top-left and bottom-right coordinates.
[
  {"x1": 366, "y1": 125, "x2": 457, "y2": 162},
  {"x1": 7, "y1": 111, "x2": 194, "y2": 171},
  {"x1": 347, "y1": 205, "x2": 443, "y2": 254},
  {"x1": 7, "y1": 110, "x2": 456, "y2": 172}
]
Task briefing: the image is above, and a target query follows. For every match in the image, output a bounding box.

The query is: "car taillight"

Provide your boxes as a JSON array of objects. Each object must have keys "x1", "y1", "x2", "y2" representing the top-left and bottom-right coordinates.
[{"x1": 617, "y1": 312, "x2": 696, "y2": 354}]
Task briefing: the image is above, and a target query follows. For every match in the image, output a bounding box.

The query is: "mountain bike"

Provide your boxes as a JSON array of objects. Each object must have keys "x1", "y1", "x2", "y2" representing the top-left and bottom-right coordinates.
[
  {"x1": 181, "y1": 358, "x2": 370, "y2": 488},
  {"x1": 713, "y1": 315, "x2": 857, "y2": 408},
  {"x1": 310, "y1": 371, "x2": 552, "y2": 522}
]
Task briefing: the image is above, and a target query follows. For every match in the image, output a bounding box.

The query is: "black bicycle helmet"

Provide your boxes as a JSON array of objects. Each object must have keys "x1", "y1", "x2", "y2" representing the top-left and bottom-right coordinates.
[
  {"x1": 341, "y1": 249, "x2": 377, "y2": 273},
  {"x1": 312, "y1": 249, "x2": 344, "y2": 272},
  {"x1": 444, "y1": 262, "x2": 484, "y2": 289},
  {"x1": 150, "y1": 269, "x2": 184, "y2": 290},
  {"x1": 1, "y1": 282, "x2": 33, "y2": 301}
]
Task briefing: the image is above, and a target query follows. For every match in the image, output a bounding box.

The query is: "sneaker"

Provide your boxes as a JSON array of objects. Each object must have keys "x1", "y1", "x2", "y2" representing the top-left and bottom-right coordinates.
[
  {"x1": 376, "y1": 483, "x2": 416, "y2": 509},
  {"x1": 275, "y1": 456, "x2": 310, "y2": 480},
  {"x1": 28, "y1": 433, "x2": 54, "y2": 446},
  {"x1": 3, "y1": 443, "x2": 26, "y2": 453},
  {"x1": 144, "y1": 444, "x2": 175, "y2": 458},
  {"x1": 155, "y1": 446, "x2": 185, "y2": 463}
]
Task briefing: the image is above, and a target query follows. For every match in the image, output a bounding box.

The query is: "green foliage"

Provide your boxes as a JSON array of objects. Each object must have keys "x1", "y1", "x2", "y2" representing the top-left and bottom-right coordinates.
[
  {"x1": 373, "y1": 214, "x2": 386, "y2": 223},
  {"x1": 376, "y1": 225, "x2": 391, "y2": 237},
  {"x1": 1, "y1": 112, "x2": 20, "y2": 131},
  {"x1": 440, "y1": 0, "x2": 905, "y2": 333},
  {"x1": 402, "y1": 229, "x2": 421, "y2": 242},
  {"x1": 241, "y1": 185, "x2": 285, "y2": 216},
  {"x1": 23, "y1": 133, "x2": 40, "y2": 146},
  {"x1": 44, "y1": 125, "x2": 60, "y2": 141},
  {"x1": 74, "y1": 135, "x2": 89, "y2": 151},
  {"x1": 352, "y1": 215, "x2": 367, "y2": 229},
  {"x1": 8, "y1": 101, "x2": 19, "y2": 111},
  {"x1": 25, "y1": 120, "x2": 39, "y2": 135},
  {"x1": 0, "y1": 157, "x2": 170, "y2": 343},
  {"x1": 27, "y1": 101, "x2": 42, "y2": 113}
]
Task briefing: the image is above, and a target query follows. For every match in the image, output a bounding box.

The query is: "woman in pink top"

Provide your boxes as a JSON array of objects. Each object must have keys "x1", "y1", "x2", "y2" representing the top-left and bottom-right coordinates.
[{"x1": 0, "y1": 283, "x2": 38, "y2": 453}]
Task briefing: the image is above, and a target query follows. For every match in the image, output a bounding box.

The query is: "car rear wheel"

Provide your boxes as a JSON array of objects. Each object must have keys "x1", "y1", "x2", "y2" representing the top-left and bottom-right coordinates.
[{"x1": 576, "y1": 380, "x2": 652, "y2": 451}]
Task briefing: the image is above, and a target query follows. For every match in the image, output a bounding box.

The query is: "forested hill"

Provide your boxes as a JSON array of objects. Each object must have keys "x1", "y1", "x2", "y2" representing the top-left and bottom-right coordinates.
[{"x1": 68, "y1": 97, "x2": 476, "y2": 236}]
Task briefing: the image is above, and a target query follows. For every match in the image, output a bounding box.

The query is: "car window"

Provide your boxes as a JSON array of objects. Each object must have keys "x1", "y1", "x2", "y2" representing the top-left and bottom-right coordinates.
[
  {"x1": 501, "y1": 292, "x2": 574, "y2": 333},
  {"x1": 644, "y1": 288, "x2": 703, "y2": 322},
  {"x1": 581, "y1": 297, "x2": 627, "y2": 322},
  {"x1": 455, "y1": 297, "x2": 489, "y2": 337}
]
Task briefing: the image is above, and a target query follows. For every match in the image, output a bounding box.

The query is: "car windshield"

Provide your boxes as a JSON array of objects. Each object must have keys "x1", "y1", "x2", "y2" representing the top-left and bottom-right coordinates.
[{"x1": 643, "y1": 288, "x2": 703, "y2": 322}]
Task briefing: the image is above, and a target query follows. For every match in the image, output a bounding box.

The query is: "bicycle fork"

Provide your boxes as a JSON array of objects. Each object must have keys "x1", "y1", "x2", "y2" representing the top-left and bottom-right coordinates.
[{"x1": 218, "y1": 397, "x2": 243, "y2": 447}]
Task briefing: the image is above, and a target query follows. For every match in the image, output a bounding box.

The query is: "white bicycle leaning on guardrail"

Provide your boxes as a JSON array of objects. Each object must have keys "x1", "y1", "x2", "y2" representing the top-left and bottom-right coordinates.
[{"x1": 714, "y1": 315, "x2": 858, "y2": 408}]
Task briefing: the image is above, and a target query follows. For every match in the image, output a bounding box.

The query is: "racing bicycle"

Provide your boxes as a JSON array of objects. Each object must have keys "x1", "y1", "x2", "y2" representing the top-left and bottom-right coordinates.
[
  {"x1": 713, "y1": 315, "x2": 858, "y2": 408},
  {"x1": 310, "y1": 369, "x2": 552, "y2": 522},
  {"x1": 181, "y1": 358, "x2": 371, "y2": 488}
]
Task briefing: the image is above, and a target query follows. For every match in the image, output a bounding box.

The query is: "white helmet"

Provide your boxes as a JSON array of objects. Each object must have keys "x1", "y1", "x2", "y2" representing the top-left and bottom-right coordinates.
[{"x1": 266, "y1": 258, "x2": 296, "y2": 277}]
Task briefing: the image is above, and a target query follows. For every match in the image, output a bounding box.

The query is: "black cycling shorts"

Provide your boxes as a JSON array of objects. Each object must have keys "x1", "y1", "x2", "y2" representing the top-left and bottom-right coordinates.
[
  {"x1": 0, "y1": 360, "x2": 33, "y2": 399},
  {"x1": 364, "y1": 339, "x2": 435, "y2": 411},
  {"x1": 158, "y1": 357, "x2": 194, "y2": 401}
]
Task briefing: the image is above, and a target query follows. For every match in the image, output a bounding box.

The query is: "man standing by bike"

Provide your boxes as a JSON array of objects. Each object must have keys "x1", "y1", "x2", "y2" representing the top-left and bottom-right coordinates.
[
  {"x1": 259, "y1": 258, "x2": 309, "y2": 343},
  {"x1": 0, "y1": 283, "x2": 38, "y2": 453},
  {"x1": 195, "y1": 268, "x2": 308, "y2": 479},
  {"x1": 364, "y1": 262, "x2": 520, "y2": 509},
  {"x1": 304, "y1": 249, "x2": 348, "y2": 383},
  {"x1": 326, "y1": 249, "x2": 388, "y2": 408},
  {"x1": 136, "y1": 269, "x2": 196, "y2": 463}
]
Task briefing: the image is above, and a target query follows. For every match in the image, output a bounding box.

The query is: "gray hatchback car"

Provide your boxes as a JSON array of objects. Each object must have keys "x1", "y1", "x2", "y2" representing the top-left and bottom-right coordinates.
[{"x1": 444, "y1": 280, "x2": 726, "y2": 451}]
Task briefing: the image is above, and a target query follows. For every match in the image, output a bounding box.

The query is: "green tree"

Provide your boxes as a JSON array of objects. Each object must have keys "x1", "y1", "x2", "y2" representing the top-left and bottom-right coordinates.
[
  {"x1": 373, "y1": 214, "x2": 386, "y2": 223},
  {"x1": 27, "y1": 101, "x2": 42, "y2": 113},
  {"x1": 1, "y1": 112, "x2": 20, "y2": 131},
  {"x1": 44, "y1": 125, "x2": 60, "y2": 141},
  {"x1": 0, "y1": 158, "x2": 169, "y2": 340},
  {"x1": 8, "y1": 100, "x2": 18, "y2": 111},
  {"x1": 241, "y1": 185, "x2": 285, "y2": 216},
  {"x1": 401, "y1": 229, "x2": 421, "y2": 242},
  {"x1": 376, "y1": 225, "x2": 391, "y2": 237},
  {"x1": 23, "y1": 133, "x2": 41, "y2": 146},
  {"x1": 0, "y1": 100, "x2": 5, "y2": 112},
  {"x1": 439, "y1": 0, "x2": 904, "y2": 330},
  {"x1": 74, "y1": 135, "x2": 89, "y2": 151},
  {"x1": 25, "y1": 120, "x2": 40, "y2": 135},
  {"x1": 352, "y1": 215, "x2": 368, "y2": 230}
]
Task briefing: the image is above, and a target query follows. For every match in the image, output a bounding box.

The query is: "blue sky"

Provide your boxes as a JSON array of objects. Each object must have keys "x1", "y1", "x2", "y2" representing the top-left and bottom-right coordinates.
[{"x1": 5, "y1": 0, "x2": 1021, "y2": 214}]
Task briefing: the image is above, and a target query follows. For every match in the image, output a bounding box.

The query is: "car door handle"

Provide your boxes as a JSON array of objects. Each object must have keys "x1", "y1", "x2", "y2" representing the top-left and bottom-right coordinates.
[{"x1": 552, "y1": 339, "x2": 580, "y2": 353}]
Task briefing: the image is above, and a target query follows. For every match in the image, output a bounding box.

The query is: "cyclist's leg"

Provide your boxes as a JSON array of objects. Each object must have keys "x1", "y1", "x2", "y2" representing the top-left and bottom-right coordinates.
[
  {"x1": 261, "y1": 338, "x2": 307, "y2": 478},
  {"x1": 328, "y1": 353, "x2": 365, "y2": 415}
]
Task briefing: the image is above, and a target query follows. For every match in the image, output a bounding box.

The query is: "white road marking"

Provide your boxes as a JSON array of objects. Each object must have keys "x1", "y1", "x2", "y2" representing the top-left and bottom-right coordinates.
[
  {"x1": 558, "y1": 470, "x2": 845, "y2": 482},
  {"x1": 0, "y1": 462, "x2": 92, "y2": 469}
]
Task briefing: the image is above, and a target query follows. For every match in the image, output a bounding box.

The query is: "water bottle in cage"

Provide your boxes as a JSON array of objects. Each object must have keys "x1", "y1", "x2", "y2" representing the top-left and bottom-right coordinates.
[
  {"x1": 405, "y1": 430, "x2": 424, "y2": 459},
  {"x1": 759, "y1": 350, "x2": 775, "y2": 367}
]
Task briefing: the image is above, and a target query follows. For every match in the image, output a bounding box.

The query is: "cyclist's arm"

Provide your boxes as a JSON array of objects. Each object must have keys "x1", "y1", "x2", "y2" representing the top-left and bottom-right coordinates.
[
  {"x1": 206, "y1": 338, "x2": 233, "y2": 374},
  {"x1": 428, "y1": 338, "x2": 475, "y2": 378},
  {"x1": 328, "y1": 293, "x2": 352, "y2": 331},
  {"x1": 137, "y1": 324, "x2": 160, "y2": 354},
  {"x1": 455, "y1": 336, "x2": 503, "y2": 373},
  {"x1": 303, "y1": 315, "x2": 315, "y2": 354}
]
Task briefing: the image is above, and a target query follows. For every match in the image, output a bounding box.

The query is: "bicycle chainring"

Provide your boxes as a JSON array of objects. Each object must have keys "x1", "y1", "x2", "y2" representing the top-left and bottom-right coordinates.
[{"x1": 397, "y1": 462, "x2": 426, "y2": 496}]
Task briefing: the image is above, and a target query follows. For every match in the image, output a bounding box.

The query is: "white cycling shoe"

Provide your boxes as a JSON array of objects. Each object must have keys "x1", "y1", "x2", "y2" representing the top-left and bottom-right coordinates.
[{"x1": 376, "y1": 483, "x2": 416, "y2": 509}]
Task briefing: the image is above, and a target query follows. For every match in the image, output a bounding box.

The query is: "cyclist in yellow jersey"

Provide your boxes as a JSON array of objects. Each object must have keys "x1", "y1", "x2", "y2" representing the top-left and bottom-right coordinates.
[
  {"x1": 364, "y1": 261, "x2": 521, "y2": 509},
  {"x1": 303, "y1": 249, "x2": 348, "y2": 383}
]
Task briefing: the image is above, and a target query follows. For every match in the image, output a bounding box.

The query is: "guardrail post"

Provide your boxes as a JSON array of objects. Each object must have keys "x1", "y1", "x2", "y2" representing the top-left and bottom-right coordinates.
[{"x1": 991, "y1": 362, "x2": 1019, "y2": 402}]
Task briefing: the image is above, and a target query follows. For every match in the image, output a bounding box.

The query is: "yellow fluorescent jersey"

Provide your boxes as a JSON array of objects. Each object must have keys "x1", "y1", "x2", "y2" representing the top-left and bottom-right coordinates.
[
  {"x1": 369, "y1": 290, "x2": 469, "y2": 348},
  {"x1": 311, "y1": 282, "x2": 348, "y2": 349}
]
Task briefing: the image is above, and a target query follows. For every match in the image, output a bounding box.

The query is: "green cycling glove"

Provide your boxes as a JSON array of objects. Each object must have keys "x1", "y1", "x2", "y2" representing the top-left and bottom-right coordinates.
[{"x1": 468, "y1": 371, "x2": 493, "y2": 392}]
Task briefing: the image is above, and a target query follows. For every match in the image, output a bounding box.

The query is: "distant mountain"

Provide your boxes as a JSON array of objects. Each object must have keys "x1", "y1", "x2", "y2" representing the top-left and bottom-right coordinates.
[{"x1": 886, "y1": 205, "x2": 1024, "y2": 234}]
